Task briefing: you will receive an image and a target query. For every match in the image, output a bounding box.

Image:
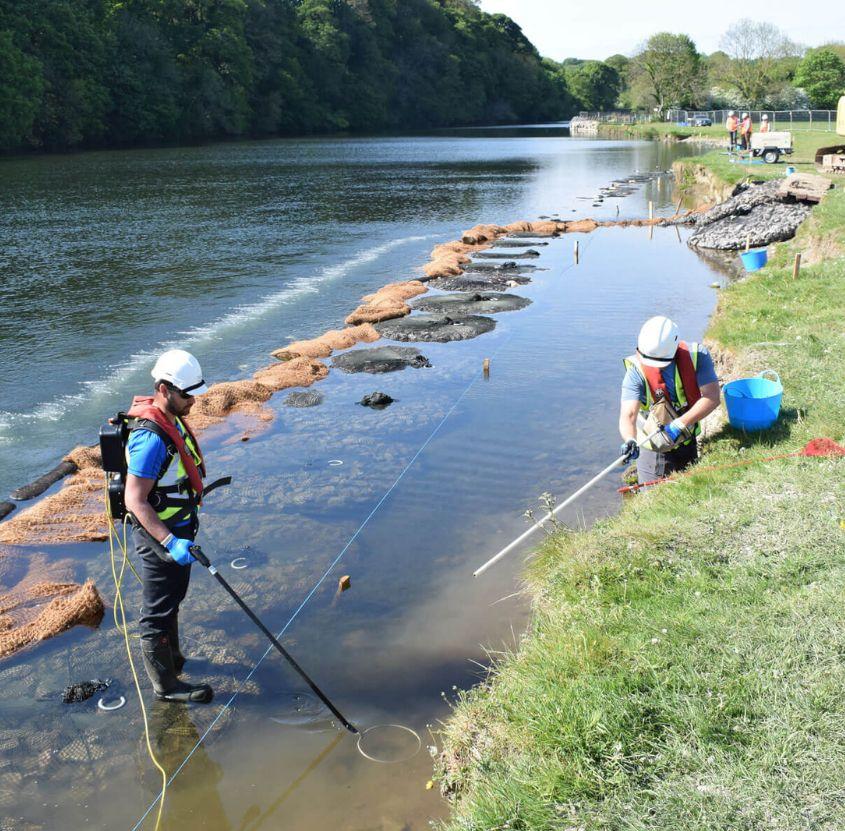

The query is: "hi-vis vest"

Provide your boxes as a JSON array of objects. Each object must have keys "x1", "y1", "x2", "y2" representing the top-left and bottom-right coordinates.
[
  {"x1": 623, "y1": 341, "x2": 702, "y2": 445},
  {"x1": 127, "y1": 416, "x2": 204, "y2": 530}
]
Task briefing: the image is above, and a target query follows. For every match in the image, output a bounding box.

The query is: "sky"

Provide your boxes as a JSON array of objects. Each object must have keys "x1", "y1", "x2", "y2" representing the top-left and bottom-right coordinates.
[{"x1": 477, "y1": 0, "x2": 843, "y2": 61}]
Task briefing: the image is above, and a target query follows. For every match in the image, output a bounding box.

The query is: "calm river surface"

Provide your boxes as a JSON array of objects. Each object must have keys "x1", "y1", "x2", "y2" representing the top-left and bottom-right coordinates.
[{"x1": 0, "y1": 128, "x2": 723, "y2": 830}]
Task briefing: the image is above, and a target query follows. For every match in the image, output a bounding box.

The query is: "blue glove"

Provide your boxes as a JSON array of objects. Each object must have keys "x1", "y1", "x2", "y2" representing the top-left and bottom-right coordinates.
[
  {"x1": 662, "y1": 418, "x2": 686, "y2": 444},
  {"x1": 165, "y1": 535, "x2": 195, "y2": 566},
  {"x1": 620, "y1": 439, "x2": 639, "y2": 462}
]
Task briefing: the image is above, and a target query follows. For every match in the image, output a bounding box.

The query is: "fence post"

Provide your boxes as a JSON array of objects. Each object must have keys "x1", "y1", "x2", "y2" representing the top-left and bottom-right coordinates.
[
  {"x1": 810, "y1": 110, "x2": 813, "y2": 128},
  {"x1": 790, "y1": 111, "x2": 793, "y2": 129}
]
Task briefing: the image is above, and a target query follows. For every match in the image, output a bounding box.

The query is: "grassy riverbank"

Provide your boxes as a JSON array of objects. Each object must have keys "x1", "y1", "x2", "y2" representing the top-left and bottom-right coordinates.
[{"x1": 437, "y1": 148, "x2": 845, "y2": 829}]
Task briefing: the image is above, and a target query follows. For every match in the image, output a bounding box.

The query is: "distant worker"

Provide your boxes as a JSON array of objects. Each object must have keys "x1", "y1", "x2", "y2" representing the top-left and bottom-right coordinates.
[
  {"x1": 760, "y1": 113, "x2": 771, "y2": 133},
  {"x1": 618, "y1": 316, "x2": 721, "y2": 484},
  {"x1": 740, "y1": 112, "x2": 753, "y2": 150},
  {"x1": 725, "y1": 110, "x2": 739, "y2": 151},
  {"x1": 124, "y1": 349, "x2": 228, "y2": 704}
]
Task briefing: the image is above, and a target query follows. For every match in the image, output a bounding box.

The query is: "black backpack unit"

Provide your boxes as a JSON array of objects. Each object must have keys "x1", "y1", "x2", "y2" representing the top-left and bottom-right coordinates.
[{"x1": 98, "y1": 413, "x2": 172, "y2": 521}]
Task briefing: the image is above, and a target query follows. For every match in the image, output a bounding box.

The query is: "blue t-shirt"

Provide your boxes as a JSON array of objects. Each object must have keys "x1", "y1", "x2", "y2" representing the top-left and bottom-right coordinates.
[
  {"x1": 127, "y1": 429, "x2": 170, "y2": 480},
  {"x1": 127, "y1": 423, "x2": 192, "y2": 527},
  {"x1": 621, "y1": 344, "x2": 718, "y2": 405}
]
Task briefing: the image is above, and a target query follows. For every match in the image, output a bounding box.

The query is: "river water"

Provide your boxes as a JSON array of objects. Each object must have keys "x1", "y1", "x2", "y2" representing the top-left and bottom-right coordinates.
[{"x1": 0, "y1": 128, "x2": 723, "y2": 830}]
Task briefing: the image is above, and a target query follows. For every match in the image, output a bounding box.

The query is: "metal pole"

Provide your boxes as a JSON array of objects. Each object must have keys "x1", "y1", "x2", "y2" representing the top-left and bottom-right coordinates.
[
  {"x1": 473, "y1": 428, "x2": 664, "y2": 577},
  {"x1": 189, "y1": 545, "x2": 359, "y2": 734}
]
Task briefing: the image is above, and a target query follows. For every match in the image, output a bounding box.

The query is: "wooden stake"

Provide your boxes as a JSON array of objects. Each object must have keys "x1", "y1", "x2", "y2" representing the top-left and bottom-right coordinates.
[
  {"x1": 675, "y1": 198, "x2": 683, "y2": 216},
  {"x1": 792, "y1": 252, "x2": 801, "y2": 280},
  {"x1": 574, "y1": 239, "x2": 579, "y2": 264},
  {"x1": 649, "y1": 223, "x2": 654, "y2": 241},
  {"x1": 745, "y1": 234, "x2": 751, "y2": 252},
  {"x1": 338, "y1": 575, "x2": 351, "y2": 592},
  {"x1": 483, "y1": 357, "x2": 490, "y2": 377},
  {"x1": 648, "y1": 200, "x2": 654, "y2": 220}
]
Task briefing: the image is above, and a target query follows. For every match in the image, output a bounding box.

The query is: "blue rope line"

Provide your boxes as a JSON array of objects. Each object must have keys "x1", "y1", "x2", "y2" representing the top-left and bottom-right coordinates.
[
  {"x1": 130, "y1": 351, "x2": 504, "y2": 830},
  {"x1": 131, "y1": 230, "x2": 595, "y2": 830}
]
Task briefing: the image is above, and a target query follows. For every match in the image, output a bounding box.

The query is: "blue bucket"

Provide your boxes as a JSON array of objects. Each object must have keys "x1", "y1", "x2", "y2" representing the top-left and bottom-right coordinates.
[
  {"x1": 723, "y1": 370, "x2": 783, "y2": 431},
  {"x1": 785, "y1": 166, "x2": 796, "y2": 175},
  {"x1": 740, "y1": 248, "x2": 768, "y2": 271}
]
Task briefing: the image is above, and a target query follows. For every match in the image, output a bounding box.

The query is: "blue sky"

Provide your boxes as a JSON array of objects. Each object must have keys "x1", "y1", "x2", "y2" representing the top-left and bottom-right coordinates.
[{"x1": 477, "y1": 0, "x2": 842, "y2": 61}]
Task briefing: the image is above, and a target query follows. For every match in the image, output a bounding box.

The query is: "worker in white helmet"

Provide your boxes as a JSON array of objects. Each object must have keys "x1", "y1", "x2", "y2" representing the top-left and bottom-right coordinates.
[
  {"x1": 740, "y1": 112, "x2": 753, "y2": 151},
  {"x1": 123, "y1": 349, "x2": 229, "y2": 704},
  {"x1": 618, "y1": 317, "x2": 721, "y2": 484},
  {"x1": 725, "y1": 110, "x2": 739, "y2": 151}
]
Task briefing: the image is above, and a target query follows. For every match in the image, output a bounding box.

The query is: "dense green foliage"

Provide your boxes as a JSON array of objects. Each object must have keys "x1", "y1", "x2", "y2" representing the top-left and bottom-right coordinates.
[
  {"x1": 0, "y1": 0, "x2": 575, "y2": 152},
  {"x1": 795, "y1": 49, "x2": 845, "y2": 109}
]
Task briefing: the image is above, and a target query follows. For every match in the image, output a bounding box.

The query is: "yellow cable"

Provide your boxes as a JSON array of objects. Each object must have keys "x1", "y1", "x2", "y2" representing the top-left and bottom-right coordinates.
[{"x1": 105, "y1": 481, "x2": 167, "y2": 831}]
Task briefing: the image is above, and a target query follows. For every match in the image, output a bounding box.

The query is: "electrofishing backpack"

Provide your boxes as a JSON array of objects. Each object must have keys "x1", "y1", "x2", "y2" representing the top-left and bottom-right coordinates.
[{"x1": 98, "y1": 412, "x2": 173, "y2": 521}]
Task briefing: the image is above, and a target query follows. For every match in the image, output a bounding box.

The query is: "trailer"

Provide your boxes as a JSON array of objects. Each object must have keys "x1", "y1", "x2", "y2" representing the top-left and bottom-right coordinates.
[{"x1": 750, "y1": 131, "x2": 793, "y2": 164}]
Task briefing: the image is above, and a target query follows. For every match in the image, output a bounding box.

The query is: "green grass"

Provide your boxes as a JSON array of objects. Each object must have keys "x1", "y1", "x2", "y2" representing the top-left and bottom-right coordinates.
[{"x1": 437, "y1": 139, "x2": 845, "y2": 830}]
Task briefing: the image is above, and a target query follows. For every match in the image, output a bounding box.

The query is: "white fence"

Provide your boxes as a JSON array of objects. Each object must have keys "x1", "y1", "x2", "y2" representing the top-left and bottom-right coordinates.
[
  {"x1": 666, "y1": 109, "x2": 837, "y2": 130},
  {"x1": 581, "y1": 109, "x2": 838, "y2": 130}
]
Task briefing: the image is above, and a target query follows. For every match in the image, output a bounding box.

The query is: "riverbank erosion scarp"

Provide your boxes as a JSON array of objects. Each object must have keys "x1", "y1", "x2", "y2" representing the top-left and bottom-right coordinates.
[{"x1": 436, "y1": 157, "x2": 845, "y2": 830}]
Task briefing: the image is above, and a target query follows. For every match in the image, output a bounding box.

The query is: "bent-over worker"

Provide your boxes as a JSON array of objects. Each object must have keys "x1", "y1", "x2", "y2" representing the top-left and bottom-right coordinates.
[
  {"x1": 124, "y1": 349, "x2": 226, "y2": 704},
  {"x1": 619, "y1": 316, "x2": 721, "y2": 484}
]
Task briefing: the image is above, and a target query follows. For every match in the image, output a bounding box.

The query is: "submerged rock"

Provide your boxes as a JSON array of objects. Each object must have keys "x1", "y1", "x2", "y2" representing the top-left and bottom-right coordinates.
[
  {"x1": 359, "y1": 392, "x2": 394, "y2": 409},
  {"x1": 493, "y1": 239, "x2": 549, "y2": 248},
  {"x1": 332, "y1": 346, "x2": 432, "y2": 374},
  {"x1": 374, "y1": 314, "x2": 496, "y2": 343},
  {"x1": 462, "y1": 261, "x2": 538, "y2": 273},
  {"x1": 62, "y1": 679, "x2": 111, "y2": 704},
  {"x1": 429, "y1": 274, "x2": 531, "y2": 292},
  {"x1": 474, "y1": 249, "x2": 541, "y2": 259},
  {"x1": 0, "y1": 502, "x2": 15, "y2": 521},
  {"x1": 283, "y1": 391, "x2": 324, "y2": 408},
  {"x1": 410, "y1": 291, "x2": 531, "y2": 315}
]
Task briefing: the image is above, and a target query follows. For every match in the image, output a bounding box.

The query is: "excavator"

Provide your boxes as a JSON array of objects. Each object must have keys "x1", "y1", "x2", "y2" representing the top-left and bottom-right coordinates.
[{"x1": 815, "y1": 95, "x2": 845, "y2": 173}]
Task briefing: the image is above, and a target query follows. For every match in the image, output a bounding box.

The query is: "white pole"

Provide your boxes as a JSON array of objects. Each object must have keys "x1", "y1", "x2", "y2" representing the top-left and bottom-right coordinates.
[{"x1": 473, "y1": 428, "x2": 664, "y2": 577}]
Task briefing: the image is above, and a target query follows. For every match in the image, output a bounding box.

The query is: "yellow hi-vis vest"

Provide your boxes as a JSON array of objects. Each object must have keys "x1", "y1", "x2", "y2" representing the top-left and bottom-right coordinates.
[
  {"x1": 623, "y1": 344, "x2": 701, "y2": 445},
  {"x1": 127, "y1": 417, "x2": 204, "y2": 529}
]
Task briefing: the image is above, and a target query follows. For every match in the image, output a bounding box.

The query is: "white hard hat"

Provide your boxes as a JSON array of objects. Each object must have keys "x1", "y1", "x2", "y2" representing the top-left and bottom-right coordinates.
[
  {"x1": 637, "y1": 316, "x2": 679, "y2": 368},
  {"x1": 728, "y1": 110, "x2": 735, "y2": 116},
  {"x1": 761, "y1": 114, "x2": 768, "y2": 119},
  {"x1": 151, "y1": 349, "x2": 208, "y2": 395},
  {"x1": 741, "y1": 112, "x2": 748, "y2": 118}
]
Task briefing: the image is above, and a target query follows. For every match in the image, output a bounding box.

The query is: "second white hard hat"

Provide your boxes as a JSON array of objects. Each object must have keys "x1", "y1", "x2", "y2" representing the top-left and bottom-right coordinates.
[
  {"x1": 151, "y1": 349, "x2": 208, "y2": 395},
  {"x1": 637, "y1": 316, "x2": 680, "y2": 368}
]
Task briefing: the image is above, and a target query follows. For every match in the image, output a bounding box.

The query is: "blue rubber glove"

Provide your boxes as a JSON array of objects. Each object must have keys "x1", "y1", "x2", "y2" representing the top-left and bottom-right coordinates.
[
  {"x1": 620, "y1": 439, "x2": 639, "y2": 462},
  {"x1": 662, "y1": 418, "x2": 686, "y2": 444},
  {"x1": 165, "y1": 535, "x2": 195, "y2": 566}
]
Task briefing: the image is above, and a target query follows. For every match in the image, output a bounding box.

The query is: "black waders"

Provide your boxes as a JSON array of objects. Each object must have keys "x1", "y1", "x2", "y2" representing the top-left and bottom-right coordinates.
[{"x1": 141, "y1": 633, "x2": 212, "y2": 704}]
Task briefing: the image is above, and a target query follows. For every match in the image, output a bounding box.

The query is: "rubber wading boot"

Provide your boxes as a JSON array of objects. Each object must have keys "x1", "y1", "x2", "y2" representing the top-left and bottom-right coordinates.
[
  {"x1": 141, "y1": 634, "x2": 213, "y2": 704},
  {"x1": 168, "y1": 618, "x2": 186, "y2": 676}
]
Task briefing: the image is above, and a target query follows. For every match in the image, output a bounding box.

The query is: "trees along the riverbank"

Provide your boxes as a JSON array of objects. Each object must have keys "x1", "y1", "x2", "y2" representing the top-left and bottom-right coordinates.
[{"x1": 0, "y1": 0, "x2": 574, "y2": 153}]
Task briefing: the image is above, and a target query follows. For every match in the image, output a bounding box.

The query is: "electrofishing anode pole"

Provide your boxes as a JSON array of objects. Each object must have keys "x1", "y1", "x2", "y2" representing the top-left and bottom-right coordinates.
[
  {"x1": 189, "y1": 545, "x2": 359, "y2": 735},
  {"x1": 473, "y1": 427, "x2": 665, "y2": 578}
]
